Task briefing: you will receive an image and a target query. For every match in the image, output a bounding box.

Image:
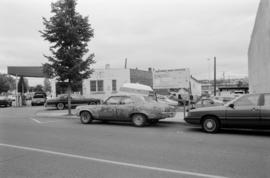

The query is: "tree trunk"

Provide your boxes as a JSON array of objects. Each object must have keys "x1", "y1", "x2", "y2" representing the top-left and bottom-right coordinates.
[{"x1": 67, "y1": 82, "x2": 72, "y2": 115}]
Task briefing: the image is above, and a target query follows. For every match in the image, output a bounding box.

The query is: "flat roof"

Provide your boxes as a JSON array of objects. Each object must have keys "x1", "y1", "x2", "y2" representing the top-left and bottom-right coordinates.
[{"x1": 7, "y1": 66, "x2": 45, "y2": 77}]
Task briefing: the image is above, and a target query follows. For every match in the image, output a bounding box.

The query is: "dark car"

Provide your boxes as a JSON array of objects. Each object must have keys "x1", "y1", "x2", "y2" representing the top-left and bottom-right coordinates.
[
  {"x1": 31, "y1": 92, "x2": 47, "y2": 106},
  {"x1": 45, "y1": 94, "x2": 101, "y2": 110},
  {"x1": 0, "y1": 96, "x2": 12, "y2": 107},
  {"x1": 75, "y1": 94, "x2": 176, "y2": 127},
  {"x1": 184, "y1": 93, "x2": 270, "y2": 133}
]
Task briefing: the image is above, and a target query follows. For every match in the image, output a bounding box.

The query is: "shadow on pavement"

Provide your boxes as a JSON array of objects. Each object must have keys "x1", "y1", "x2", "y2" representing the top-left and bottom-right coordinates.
[{"x1": 186, "y1": 127, "x2": 270, "y2": 137}]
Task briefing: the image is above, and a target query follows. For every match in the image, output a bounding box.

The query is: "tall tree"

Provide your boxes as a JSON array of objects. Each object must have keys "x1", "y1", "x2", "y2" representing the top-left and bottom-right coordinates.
[
  {"x1": 18, "y1": 76, "x2": 28, "y2": 93},
  {"x1": 40, "y1": 0, "x2": 95, "y2": 115},
  {"x1": 0, "y1": 74, "x2": 15, "y2": 94}
]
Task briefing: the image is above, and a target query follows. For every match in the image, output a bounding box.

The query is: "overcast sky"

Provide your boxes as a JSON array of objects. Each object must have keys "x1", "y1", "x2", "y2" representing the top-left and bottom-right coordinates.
[{"x1": 0, "y1": 0, "x2": 259, "y2": 86}]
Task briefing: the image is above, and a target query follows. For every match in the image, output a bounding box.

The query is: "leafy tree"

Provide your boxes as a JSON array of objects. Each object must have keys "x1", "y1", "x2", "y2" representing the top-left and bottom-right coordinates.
[
  {"x1": 40, "y1": 0, "x2": 95, "y2": 115},
  {"x1": 44, "y1": 78, "x2": 51, "y2": 92},
  {"x1": 0, "y1": 74, "x2": 14, "y2": 94},
  {"x1": 34, "y1": 85, "x2": 44, "y2": 92}
]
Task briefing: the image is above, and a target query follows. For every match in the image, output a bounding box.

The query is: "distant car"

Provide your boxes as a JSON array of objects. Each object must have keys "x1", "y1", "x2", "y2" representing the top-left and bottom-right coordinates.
[
  {"x1": 191, "y1": 98, "x2": 224, "y2": 109},
  {"x1": 31, "y1": 92, "x2": 47, "y2": 106},
  {"x1": 212, "y1": 96, "x2": 234, "y2": 103},
  {"x1": 157, "y1": 95, "x2": 178, "y2": 106},
  {"x1": 45, "y1": 94, "x2": 101, "y2": 110},
  {"x1": 0, "y1": 96, "x2": 12, "y2": 107},
  {"x1": 75, "y1": 94, "x2": 176, "y2": 127},
  {"x1": 184, "y1": 93, "x2": 270, "y2": 133}
]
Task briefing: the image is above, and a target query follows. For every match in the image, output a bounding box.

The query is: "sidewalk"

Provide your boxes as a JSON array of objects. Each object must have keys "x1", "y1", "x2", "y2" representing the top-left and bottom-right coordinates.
[{"x1": 35, "y1": 109, "x2": 186, "y2": 123}]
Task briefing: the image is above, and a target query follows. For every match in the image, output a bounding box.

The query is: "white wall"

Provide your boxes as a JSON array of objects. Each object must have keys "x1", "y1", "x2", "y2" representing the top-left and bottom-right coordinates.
[
  {"x1": 190, "y1": 78, "x2": 202, "y2": 96},
  {"x1": 83, "y1": 68, "x2": 130, "y2": 100},
  {"x1": 248, "y1": 0, "x2": 270, "y2": 93}
]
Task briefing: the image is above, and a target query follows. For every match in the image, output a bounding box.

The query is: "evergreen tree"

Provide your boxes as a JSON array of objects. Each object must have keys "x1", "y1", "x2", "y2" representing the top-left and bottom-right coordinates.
[{"x1": 40, "y1": 0, "x2": 95, "y2": 115}]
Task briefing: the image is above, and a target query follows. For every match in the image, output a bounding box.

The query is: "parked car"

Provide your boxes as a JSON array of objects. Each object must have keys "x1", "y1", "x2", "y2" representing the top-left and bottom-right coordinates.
[
  {"x1": 184, "y1": 93, "x2": 270, "y2": 133},
  {"x1": 75, "y1": 94, "x2": 176, "y2": 126},
  {"x1": 191, "y1": 98, "x2": 224, "y2": 109},
  {"x1": 212, "y1": 96, "x2": 234, "y2": 103},
  {"x1": 45, "y1": 94, "x2": 101, "y2": 110},
  {"x1": 157, "y1": 95, "x2": 178, "y2": 106},
  {"x1": 0, "y1": 96, "x2": 12, "y2": 107},
  {"x1": 31, "y1": 92, "x2": 47, "y2": 106}
]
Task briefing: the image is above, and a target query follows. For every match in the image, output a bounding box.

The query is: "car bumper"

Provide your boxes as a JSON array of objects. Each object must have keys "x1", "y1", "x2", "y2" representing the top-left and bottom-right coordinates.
[
  {"x1": 184, "y1": 116, "x2": 201, "y2": 125},
  {"x1": 161, "y1": 112, "x2": 176, "y2": 118}
]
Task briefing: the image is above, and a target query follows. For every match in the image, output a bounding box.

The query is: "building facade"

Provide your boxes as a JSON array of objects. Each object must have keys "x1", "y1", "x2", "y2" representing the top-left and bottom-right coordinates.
[
  {"x1": 51, "y1": 67, "x2": 153, "y2": 99},
  {"x1": 248, "y1": 0, "x2": 270, "y2": 93}
]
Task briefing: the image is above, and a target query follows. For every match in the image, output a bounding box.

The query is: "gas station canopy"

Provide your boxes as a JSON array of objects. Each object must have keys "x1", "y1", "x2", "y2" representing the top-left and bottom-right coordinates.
[{"x1": 7, "y1": 66, "x2": 45, "y2": 77}]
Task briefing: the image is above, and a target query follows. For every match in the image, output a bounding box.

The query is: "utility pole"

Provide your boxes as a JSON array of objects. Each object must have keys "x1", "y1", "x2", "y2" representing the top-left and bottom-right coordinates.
[
  {"x1": 124, "y1": 58, "x2": 127, "y2": 69},
  {"x1": 214, "y1": 56, "x2": 217, "y2": 96}
]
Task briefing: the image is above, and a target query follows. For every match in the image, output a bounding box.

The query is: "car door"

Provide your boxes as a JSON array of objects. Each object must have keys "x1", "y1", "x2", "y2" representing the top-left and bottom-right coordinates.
[
  {"x1": 225, "y1": 94, "x2": 261, "y2": 126},
  {"x1": 261, "y1": 93, "x2": 270, "y2": 126},
  {"x1": 98, "y1": 96, "x2": 121, "y2": 120},
  {"x1": 116, "y1": 96, "x2": 135, "y2": 120}
]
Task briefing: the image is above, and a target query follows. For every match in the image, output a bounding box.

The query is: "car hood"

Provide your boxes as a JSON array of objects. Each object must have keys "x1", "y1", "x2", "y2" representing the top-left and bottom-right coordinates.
[{"x1": 190, "y1": 105, "x2": 227, "y2": 112}]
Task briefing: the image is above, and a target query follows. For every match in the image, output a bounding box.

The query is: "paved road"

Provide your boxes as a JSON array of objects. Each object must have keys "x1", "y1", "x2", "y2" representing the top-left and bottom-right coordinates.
[{"x1": 0, "y1": 106, "x2": 270, "y2": 178}]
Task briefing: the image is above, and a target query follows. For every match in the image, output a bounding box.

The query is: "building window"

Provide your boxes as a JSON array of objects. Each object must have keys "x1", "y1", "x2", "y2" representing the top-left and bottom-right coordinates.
[
  {"x1": 90, "y1": 80, "x2": 104, "y2": 92},
  {"x1": 112, "y1": 80, "x2": 117, "y2": 91},
  {"x1": 97, "y1": 80, "x2": 104, "y2": 92},
  {"x1": 90, "y1": 80, "x2": 97, "y2": 92}
]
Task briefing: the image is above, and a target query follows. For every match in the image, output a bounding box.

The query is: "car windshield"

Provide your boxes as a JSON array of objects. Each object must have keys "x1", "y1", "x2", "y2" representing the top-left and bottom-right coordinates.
[{"x1": 225, "y1": 95, "x2": 242, "y2": 107}]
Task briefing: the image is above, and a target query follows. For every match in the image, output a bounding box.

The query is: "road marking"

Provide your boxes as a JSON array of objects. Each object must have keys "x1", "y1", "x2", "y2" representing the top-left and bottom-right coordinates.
[
  {"x1": 0, "y1": 143, "x2": 227, "y2": 178},
  {"x1": 30, "y1": 118, "x2": 63, "y2": 124},
  {"x1": 31, "y1": 118, "x2": 42, "y2": 123}
]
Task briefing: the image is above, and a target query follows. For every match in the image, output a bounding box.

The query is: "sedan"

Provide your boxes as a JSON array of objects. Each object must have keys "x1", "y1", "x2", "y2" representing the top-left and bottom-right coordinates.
[
  {"x1": 45, "y1": 94, "x2": 101, "y2": 110},
  {"x1": 75, "y1": 94, "x2": 176, "y2": 127},
  {"x1": 184, "y1": 93, "x2": 270, "y2": 133},
  {"x1": 191, "y1": 98, "x2": 224, "y2": 109},
  {"x1": 0, "y1": 96, "x2": 12, "y2": 107}
]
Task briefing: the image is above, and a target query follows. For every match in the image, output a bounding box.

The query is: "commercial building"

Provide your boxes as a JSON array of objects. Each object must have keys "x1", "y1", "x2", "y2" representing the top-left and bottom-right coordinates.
[
  {"x1": 51, "y1": 67, "x2": 153, "y2": 99},
  {"x1": 152, "y1": 68, "x2": 201, "y2": 100},
  {"x1": 248, "y1": 0, "x2": 270, "y2": 93}
]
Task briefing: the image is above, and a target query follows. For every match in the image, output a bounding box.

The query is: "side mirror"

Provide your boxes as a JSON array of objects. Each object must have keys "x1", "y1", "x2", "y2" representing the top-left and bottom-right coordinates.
[{"x1": 228, "y1": 103, "x2": 234, "y2": 108}]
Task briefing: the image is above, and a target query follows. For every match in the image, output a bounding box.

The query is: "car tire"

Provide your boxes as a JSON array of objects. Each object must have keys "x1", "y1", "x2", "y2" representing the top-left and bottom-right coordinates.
[
  {"x1": 132, "y1": 114, "x2": 146, "y2": 127},
  {"x1": 80, "y1": 111, "x2": 92, "y2": 124},
  {"x1": 56, "y1": 103, "x2": 65, "y2": 110},
  {"x1": 202, "y1": 116, "x2": 220, "y2": 133}
]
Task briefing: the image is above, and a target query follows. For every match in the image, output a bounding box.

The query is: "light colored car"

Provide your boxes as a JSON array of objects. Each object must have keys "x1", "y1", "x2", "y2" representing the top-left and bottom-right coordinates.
[
  {"x1": 157, "y1": 95, "x2": 178, "y2": 106},
  {"x1": 191, "y1": 98, "x2": 224, "y2": 109},
  {"x1": 75, "y1": 94, "x2": 176, "y2": 127}
]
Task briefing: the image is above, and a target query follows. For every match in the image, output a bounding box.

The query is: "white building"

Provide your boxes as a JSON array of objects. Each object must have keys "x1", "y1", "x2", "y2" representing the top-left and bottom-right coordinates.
[{"x1": 51, "y1": 67, "x2": 153, "y2": 100}]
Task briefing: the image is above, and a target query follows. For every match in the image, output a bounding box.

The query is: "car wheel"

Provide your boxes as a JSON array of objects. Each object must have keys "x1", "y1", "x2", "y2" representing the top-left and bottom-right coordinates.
[
  {"x1": 56, "y1": 103, "x2": 65, "y2": 110},
  {"x1": 80, "y1": 111, "x2": 92, "y2": 124},
  {"x1": 202, "y1": 116, "x2": 220, "y2": 133},
  {"x1": 132, "y1": 114, "x2": 146, "y2": 127}
]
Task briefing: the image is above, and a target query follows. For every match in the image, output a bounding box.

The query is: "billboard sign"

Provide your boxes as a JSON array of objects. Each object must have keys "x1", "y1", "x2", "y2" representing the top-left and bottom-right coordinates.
[{"x1": 153, "y1": 68, "x2": 190, "y2": 89}]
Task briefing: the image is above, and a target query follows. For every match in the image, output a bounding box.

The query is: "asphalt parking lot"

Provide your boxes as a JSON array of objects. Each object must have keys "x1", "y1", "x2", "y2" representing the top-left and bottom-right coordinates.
[{"x1": 1, "y1": 106, "x2": 270, "y2": 178}]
